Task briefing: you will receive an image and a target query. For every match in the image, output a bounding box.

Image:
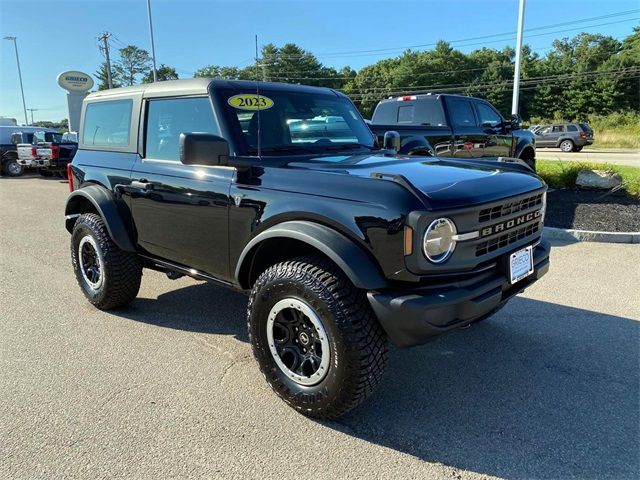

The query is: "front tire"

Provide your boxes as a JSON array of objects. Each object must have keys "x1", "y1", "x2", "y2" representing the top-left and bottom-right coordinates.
[
  {"x1": 560, "y1": 139, "x2": 574, "y2": 152},
  {"x1": 2, "y1": 157, "x2": 24, "y2": 177},
  {"x1": 248, "y1": 256, "x2": 388, "y2": 419},
  {"x1": 71, "y1": 213, "x2": 142, "y2": 310}
]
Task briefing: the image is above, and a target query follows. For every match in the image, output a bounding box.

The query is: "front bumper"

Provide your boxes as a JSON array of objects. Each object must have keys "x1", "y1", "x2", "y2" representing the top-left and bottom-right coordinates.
[{"x1": 368, "y1": 239, "x2": 550, "y2": 347}]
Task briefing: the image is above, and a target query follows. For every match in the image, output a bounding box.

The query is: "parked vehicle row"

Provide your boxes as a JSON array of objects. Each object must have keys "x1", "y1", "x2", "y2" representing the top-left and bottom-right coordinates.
[{"x1": 0, "y1": 126, "x2": 78, "y2": 177}]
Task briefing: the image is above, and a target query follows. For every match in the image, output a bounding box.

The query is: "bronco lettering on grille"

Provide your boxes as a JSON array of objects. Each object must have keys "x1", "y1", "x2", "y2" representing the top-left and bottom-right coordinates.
[{"x1": 480, "y1": 210, "x2": 542, "y2": 237}]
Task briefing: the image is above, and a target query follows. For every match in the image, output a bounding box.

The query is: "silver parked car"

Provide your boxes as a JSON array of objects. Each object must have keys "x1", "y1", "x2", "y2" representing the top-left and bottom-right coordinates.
[{"x1": 534, "y1": 122, "x2": 594, "y2": 152}]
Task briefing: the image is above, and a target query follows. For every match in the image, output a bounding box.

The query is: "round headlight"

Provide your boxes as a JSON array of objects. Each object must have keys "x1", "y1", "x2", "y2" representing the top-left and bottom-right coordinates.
[{"x1": 423, "y1": 218, "x2": 457, "y2": 263}]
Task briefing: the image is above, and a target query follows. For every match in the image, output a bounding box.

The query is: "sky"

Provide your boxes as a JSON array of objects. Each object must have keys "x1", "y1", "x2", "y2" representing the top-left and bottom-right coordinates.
[{"x1": 1, "y1": 0, "x2": 638, "y2": 123}]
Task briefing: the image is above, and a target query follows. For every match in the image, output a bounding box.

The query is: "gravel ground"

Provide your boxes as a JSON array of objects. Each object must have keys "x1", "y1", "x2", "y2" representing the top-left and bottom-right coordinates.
[{"x1": 545, "y1": 189, "x2": 640, "y2": 231}]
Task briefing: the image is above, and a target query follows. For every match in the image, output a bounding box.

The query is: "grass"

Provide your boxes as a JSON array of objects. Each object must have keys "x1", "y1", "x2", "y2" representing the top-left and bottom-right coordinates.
[
  {"x1": 536, "y1": 160, "x2": 640, "y2": 198},
  {"x1": 588, "y1": 129, "x2": 640, "y2": 150}
]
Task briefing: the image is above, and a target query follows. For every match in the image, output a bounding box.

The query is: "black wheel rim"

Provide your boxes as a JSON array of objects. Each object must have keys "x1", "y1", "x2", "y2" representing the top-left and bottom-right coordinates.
[
  {"x1": 267, "y1": 298, "x2": 330, "y2": 385},
  {"x1": 78, "y1": 236, "x2": 104, "y2": 290}
]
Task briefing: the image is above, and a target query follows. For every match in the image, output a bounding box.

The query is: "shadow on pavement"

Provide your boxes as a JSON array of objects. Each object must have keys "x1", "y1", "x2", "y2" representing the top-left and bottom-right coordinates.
[{"x1": 118, "y1": 282, "x2": 639, "y2": 479}]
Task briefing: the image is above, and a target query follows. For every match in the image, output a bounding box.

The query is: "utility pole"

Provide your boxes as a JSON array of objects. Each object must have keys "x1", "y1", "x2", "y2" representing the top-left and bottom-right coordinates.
[
  {"x1": 146, "y1": 0, "x2": 158, "y2": 82},
  {"x1": 98, "y1": 32, "x2": 113, "y2": 89},
  {"x1": 3, "y1": 36, "x2": 28, "y2": 126},
  {"x1": 511, "y1": 0, "x2": 526, "y2": 115},
  {"x1": 26, "y1": 108, "x2": 38, "y2": 125}
]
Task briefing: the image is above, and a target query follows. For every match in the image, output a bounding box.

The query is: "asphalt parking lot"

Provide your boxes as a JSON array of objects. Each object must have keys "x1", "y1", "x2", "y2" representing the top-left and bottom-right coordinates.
[{"x1": 1, "y1": 175, "x2": 639, "y2": 479}]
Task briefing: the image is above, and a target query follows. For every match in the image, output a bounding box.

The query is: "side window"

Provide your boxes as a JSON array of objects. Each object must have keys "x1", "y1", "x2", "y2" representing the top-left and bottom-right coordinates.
[
  {"x1": 566, "y1": 124, "x2": 578, "y2": 132},
  {"x1": 540, "y1": 125, "x2": 552, "y2": 134},
  {"x1": 145, "y1": 97, "x2": 218, "y2": 161},
  {"x1": 475, "y1": 102, "x2": 503, "y2": 127},
  {"x1": 371, "y1": 102, "x2": 397, "y2": 124},
  {"x1": 552, "y1": 125, "x2": 565, "y2": 133},
  {"x1": 82, "y1": 100, "x2": 132, "y2": 146},
  {"x1": 448, "y1": 100, "x2": 477, "y2": 127}
]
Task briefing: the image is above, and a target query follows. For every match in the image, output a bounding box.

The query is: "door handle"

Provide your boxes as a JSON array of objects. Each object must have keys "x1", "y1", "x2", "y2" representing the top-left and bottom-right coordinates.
[{"x1": 131, "y1": 180, "x2": 154, "y2": 190}]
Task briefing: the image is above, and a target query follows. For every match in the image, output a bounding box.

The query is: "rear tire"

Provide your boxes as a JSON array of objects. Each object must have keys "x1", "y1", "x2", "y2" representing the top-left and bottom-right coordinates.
[
  {"x1": 560, "y1": 139, "x2": 574, "y2": 152},
  {"x1": 71, "y1": 213, "x2": 142, "y2": 310},
  {"x1": 2, "y1": 157, "x2": 24, "y2": 177},
  {"x1": 248, "y1": 255, "x2": 388, "y2": 419}
]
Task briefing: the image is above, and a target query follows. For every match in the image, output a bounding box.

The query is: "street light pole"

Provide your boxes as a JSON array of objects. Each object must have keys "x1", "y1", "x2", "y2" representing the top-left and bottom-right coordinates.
[
  {"x1": 146, "y1": 0, "x2": 158, "y2": 82},
  {"x1": 511, "y1": 0, "x2": 526, "y2": 115},
  {"x1": 3, "y1": 36, "x2": 29, "y2": 126}
]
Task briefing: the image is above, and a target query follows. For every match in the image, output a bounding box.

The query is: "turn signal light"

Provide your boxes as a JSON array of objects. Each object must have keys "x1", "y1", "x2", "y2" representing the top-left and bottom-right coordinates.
[{"x1": 404, "y1": 226, "x2": 413, "y2": 255}]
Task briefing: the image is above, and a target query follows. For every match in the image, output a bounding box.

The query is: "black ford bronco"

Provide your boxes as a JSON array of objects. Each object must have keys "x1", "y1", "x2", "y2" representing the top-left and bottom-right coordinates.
[{"x1": 65, "y1": 79, "x2": 550, "y2": 418}]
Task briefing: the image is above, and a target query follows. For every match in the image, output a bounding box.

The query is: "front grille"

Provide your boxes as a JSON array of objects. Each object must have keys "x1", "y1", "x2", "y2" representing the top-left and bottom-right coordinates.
[
  {"x1": 476, "y1": 222, "x2": 540, "y2": 256},
  {"x1": 478, "y1": 193, "x2": 543, "y2": 223}
]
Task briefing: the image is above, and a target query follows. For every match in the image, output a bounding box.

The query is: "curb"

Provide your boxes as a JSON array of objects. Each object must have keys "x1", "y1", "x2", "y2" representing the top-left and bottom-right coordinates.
[{"x1": 543, "y1": 226, "x2": 640, "y2": 244}]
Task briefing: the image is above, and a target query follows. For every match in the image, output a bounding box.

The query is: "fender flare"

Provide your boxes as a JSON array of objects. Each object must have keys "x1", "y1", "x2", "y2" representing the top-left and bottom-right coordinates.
[
  {"x1": 65, "y1": 185, "x2": 136, "y2": 252},
  {"x1": 235, "y1": 221, "x2": 388, "y2": 290},
  {"x1": 398, "y1": 136, "x2": 434, "y2": 156}
]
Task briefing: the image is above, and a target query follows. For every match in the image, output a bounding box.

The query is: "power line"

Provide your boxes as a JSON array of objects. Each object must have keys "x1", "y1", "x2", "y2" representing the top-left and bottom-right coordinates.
[
  {"x1": 273, "y1": 10, "x2": 640, "y2": 58},
  {"x1": 344, "y1": 67, "x2": 640, "y2": 98}
]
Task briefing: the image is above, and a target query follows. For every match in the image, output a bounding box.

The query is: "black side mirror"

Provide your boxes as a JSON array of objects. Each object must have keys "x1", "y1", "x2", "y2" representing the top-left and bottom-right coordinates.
[
  {"x1": 383, "y1": 131, "x2": 400, "y2": 152},
  {"x1": 179, "y1": 133, "x2": 229, "y2": 166},
  {"x1": 510, "y1": 114, "x2": 522, "y2": 131}
]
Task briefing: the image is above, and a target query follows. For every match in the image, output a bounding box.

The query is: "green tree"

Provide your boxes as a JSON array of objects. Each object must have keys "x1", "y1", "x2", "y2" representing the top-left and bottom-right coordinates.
[
  {"x1": 193, "y1": 65, "x2": 241, "y2": 79},
  {"x1": 95, "y1": 61, "x2": 122, "y2": 90},
  {"x1": 142, "y1": 64, "x2": 179, "y2": 83},
  {"x1": 113, "y1": 45, "x2": 151, "y2": 86}
]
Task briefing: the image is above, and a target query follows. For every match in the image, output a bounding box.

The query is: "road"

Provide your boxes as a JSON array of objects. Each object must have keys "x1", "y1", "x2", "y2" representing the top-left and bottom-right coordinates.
[
  {"x1": 1, "y1": 175, "x2": 639, "y2": 479},
  {"x1": 537, "y1": 148, "x2": 640, "y2": 167}
]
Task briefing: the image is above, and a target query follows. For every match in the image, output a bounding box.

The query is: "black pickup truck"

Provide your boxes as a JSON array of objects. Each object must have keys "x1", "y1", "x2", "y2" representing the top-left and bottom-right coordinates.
[
  {"x1": 32, "y1": 131, "x2": 78, "y2": 177},
  {"x1": 65, "y1": 79, "x2": 549, "y2": 418},
  {"x1": 369, "y1": 94, "x2": 537, "y2": 170}
]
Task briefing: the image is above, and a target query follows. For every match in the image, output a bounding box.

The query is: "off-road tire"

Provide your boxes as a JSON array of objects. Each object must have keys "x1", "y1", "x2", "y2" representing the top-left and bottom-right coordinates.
[
  {"x1": 560, "y1": 139, "x2": 574, "y2": 152},
  {"x1": 2, "y1": 156, "x2": 24, "y2": 177},
  {"x1": 71, "y1": 213, "x2": 142, "y2": 310},
  {"x1": 248, "y1": 255, "x2": 388, "y2": 419}
]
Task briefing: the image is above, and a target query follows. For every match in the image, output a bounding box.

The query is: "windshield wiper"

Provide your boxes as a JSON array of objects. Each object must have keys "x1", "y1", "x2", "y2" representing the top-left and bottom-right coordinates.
[
  {"x1": 249, "y1": 145, "x2": 315, "y2": 154},
  {"x1": 320, "y1": 143, "x2": 378, "y2": 152}
]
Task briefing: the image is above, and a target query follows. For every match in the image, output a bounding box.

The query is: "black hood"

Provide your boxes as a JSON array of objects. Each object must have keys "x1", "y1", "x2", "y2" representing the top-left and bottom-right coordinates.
[{"x1": 289, "y1": 154, "x2": 545, "y2": 209}]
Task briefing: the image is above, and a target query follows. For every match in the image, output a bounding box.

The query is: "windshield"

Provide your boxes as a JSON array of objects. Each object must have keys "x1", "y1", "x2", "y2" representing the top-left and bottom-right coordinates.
[
  {"x1": 216, "y1": 87, "x2": 375, "y2": 156},
  {"x1": 34, "y1": 132, "x2": 62, "y2": 143}
]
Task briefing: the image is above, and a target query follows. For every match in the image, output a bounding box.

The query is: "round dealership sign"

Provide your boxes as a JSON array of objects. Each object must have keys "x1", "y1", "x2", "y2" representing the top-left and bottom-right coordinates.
[{"x1": 57, "y1": 71, "x2": 94, "y2": 92}]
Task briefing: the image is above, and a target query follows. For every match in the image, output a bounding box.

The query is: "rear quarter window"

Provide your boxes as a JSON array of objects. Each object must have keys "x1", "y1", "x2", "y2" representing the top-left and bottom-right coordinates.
[
  {"x1": 82, "y1": 100, "x2": 133, "y2": 147},
  {"x1": 566, "y1": 124, "x2": 578, "y2": 132},
  {"x1": 372, "y1": 99, "x2": 447, "y2": 126}
]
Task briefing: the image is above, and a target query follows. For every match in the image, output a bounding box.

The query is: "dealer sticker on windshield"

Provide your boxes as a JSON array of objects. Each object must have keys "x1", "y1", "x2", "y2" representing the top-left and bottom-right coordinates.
[
  {"x1": 228, "y1": 93, "x2": 274, "y2": 110},
  {"x1": 509, "y1": 245, "x2": 534, "y2": 284}
]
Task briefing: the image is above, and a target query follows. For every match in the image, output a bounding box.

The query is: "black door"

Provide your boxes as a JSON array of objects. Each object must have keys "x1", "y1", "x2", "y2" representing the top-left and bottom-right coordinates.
[
  {"x1": 128, "y1": 96, "x2": 234, "y2": 279},
  {"x1": 445, "y1": 97, "x2": 485, "y2": 158},
  {"x1": 473, "y1": 100, "x2": 512, "y2": 157}
]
